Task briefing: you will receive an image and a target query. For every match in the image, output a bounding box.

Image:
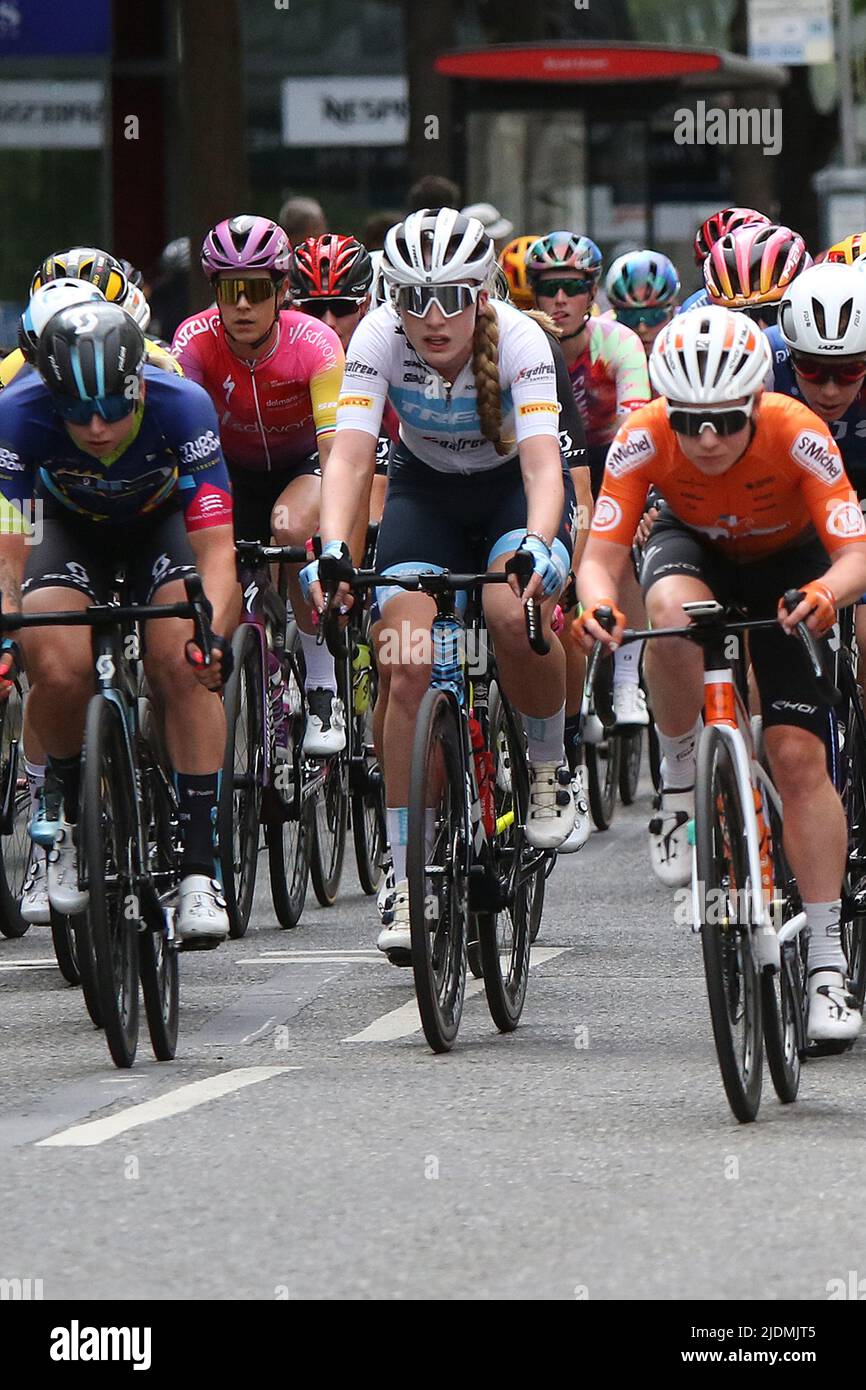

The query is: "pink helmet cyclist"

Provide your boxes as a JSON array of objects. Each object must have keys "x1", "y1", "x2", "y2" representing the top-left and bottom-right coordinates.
[{"x1": 200, "y1": 214, "x2": 292, "y2": 279}]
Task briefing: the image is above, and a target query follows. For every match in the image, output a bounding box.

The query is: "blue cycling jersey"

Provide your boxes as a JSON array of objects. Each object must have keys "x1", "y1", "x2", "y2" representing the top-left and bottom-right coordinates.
[
  {"x1": 0, "y1": 367, "x2": 233, "y2": 529},
  {"x1": 765, "y1": 325, "x2": 866, "y2": 497},
  {"x1": 676, "y1": 288, "x2": 710, "y2": 315}
]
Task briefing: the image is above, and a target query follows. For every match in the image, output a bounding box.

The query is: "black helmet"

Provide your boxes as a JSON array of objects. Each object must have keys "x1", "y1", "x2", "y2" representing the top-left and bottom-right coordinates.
[{"x1": 37, "y1": 301, "x2": 146, "y2": 404}]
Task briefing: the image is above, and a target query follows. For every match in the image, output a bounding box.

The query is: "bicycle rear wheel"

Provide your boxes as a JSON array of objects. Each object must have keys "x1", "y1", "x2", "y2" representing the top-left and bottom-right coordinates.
[
  {"x1": 139, "y1": 741, "x2": 179, "y2": 1061},
  {"x1": 619, "y1": 728, "x2": 642, "y2": 805},
  {"x1": 479, "y1": 683, "x2": 535, "y2": 1032},
  {"x1": 760, "y1": 794, "x2": 803, "y2": 1103},
  {"x1": 407, "y1": 688, "x2": 468, "y2": 1053},
  {"x1": 268, "y1": 645, "x2": 311, "y2": 928},
  {"x1": 695, "y1": 726, "x2": 763, "y2": 1123},
  {"x1": 81, "y1": 696, "x2": 139, "y2": 1069},
  {"x1": 219, "y1": 625, "x2": 263, "y2": 938},
  {"x1": 586, "y1": 737, "x2": 620, "y2": 830},
  {"x1": 351, "y1": 620, "x2": 384, "y2": 895},
  {"x1": 841, "y1": 700, "x2": 866, "y2": 1008},
  {"x1": 0, "y1": 681, "x2": 31, "y2": 938},
  {"x1": 49, "y1": 905, "x2": 80, "y2": 985}
]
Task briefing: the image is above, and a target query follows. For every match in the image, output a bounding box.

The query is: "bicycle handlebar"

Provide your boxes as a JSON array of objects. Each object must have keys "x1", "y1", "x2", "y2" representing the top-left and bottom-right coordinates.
[{"x1": 235, "y1": 540, "x2": 310, "y2": 566}]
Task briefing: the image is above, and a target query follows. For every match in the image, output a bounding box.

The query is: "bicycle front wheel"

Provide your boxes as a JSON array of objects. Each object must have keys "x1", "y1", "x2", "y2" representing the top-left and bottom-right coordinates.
[
  {"x1": 760, "y1": 795, "x2": 803, "y2": 1103},
  {"x1": 407, "y1": 689, "x2": 468, "y2": 1053},
  {"x1": 586, "y1": 736, "x2": 620, "y2": 830},
  {"x1": 139, "y1": 743, "x2": 179, "y2": 1061},
  {"x1": 0, "y1": 680, "x2": 31, "y2": 938},
  {"x1": 219, "y1": 625, "x2": 263, "y2": 938},
  {"x1": 619, "y1": 728, "x2": 643, "y2": 805},
  {"x1": 81, "y1": 696, "x2": 139, "y2": 1069},
  {"x1": 695, "y1": 726, "x2": 763, "y2": 1123}
]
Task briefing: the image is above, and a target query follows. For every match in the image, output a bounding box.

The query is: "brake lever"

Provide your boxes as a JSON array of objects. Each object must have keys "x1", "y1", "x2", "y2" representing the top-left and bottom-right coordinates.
[
  {"x1": 184, "y1": 572, "x2": 214, "y2": 670},
  {"x1": 505, "y1": 552, "x2": 550, "y2": 656},
  {"x1": 782, "y1": 588, "x2": 841, "y2": 706}
]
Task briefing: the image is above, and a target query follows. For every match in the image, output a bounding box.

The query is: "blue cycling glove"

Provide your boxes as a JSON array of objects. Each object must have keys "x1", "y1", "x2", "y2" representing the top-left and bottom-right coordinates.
[
  {"x1": 299, "y1": 540, "x2": 349, "y2": 604},
  {"x1": 518, "y1": 534, "x2": 565, "y2": 599}
]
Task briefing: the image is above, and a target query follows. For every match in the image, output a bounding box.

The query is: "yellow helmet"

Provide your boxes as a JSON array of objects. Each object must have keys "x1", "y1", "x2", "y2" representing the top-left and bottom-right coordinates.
[
  {"x1": 825, "y1": 232, "x2": 866, "y2": 265},
  {"x1": 30, "y1": 247, "x2": 129, "y2": 305},
  {"x1": 498, "y1": 235, "x2": 540, "y2": 310}
]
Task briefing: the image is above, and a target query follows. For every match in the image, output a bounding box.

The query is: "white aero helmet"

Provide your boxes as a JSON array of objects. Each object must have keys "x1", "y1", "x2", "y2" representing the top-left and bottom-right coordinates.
[
  {"x1": 382, "y1": 207, "x2": 494, "y2": 289},
  {"x1": 19, "y1": 278, "x2": 105, "y2": 358},
  {"x1": 368, "y1": 249, "x2": 388, "y2": 309},
  {"x1": 778, "y1": 262, "x2": 866, "y2": 356},
  {"x1": 121, "y1": 282, "x2": 152, "y2": 332},
  {"x1": 649, "y1": 305, "x2": 772, "y2": 404}
]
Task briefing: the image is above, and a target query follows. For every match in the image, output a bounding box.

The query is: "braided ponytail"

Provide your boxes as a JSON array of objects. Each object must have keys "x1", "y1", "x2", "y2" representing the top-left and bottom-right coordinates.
[
  {"x1": 473, "y1": 300, "x2": 515, "y2": 457},
  {"x1": 523, "y1": 307, "x2": 561, "y2": 337}
]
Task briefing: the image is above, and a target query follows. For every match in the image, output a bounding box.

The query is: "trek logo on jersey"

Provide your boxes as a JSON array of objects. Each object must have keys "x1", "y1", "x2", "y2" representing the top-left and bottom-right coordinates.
[
  {"x1": 0, "y1": 446, "x2": 24, "y2": 472},
  {"x1": 606, "y1": 428, "x2": 656, "y2": 477},
  {"x1": 518, "y1": 401, "x2": 559, "y2": 416},
  {"x1": 179, "y1": 430, "x2": 220, "y2": 465},
  {"x1": 592, "y1": 496, "x2": 623, "y2": 533},
  {"x1": 338, "y1": 394, "x2": 374, "y2": 410},
  {"x1": 826, "y1": 499, "x2": 866, "y2": 539},
  {"x1": 790, "y1": 429, "x2": 843, "y2": 482}
]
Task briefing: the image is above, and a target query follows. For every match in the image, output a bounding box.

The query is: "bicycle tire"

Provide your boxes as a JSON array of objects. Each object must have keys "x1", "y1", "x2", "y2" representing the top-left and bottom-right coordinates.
[
  {"x1": 695, "y1": 725, "x2": 763, "y2": 1123},
  {"x1": 49, "y1": 905, "x2": 80, "y2": 986},
  {"x1": 648, "y1": 715, "x2": 662, "y2": 794},
  {"x1": 309, "y1": 736, "x2": 349, "y2": 908},
  {"x1": 81, "y1": 695, "x2": 139, "y2": 1069},
  {"x1": 219, "y1": 625, "x2": 263, "y2": 938},
  {"x1": 586, "y1": 737, "x2": 620, "y2": 831},
  {"x1": 618, "y1": 728, "x2": 643, "y2": 806},
  {"x1": 407, "y1": 688, "x2": 468, "y2": 1053},
  {"x1": 350, "y1": 613, "x2": 384, "y2": 895},
  {"x1": 841, "y1": 695, "x2": 866, "y2": 1008},
  {"x1": 760, "y1": 793, "x2": 803, "y2": 1103},
  {"x1": 72, "y1": 911, "x2": 103, "y2": 1028},
  {"x1": 479, "y1": 683, "x2": 534, "y2": 1032},
  {"x1": 139, "y1": 741, "x2": 179, "y2": 1061},
  {"x1": 0, "y1": 681, "x2": 31, "y2": 938}
]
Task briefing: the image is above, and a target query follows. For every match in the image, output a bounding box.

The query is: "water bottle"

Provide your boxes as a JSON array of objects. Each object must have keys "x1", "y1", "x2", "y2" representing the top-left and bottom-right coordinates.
[{"x1": 352, "y1": 636, "x2": 372, "y2": 716}]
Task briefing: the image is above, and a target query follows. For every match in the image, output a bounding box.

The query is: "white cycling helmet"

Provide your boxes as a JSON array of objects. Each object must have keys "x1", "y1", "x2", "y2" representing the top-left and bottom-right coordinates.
[
  {"x1": 382, "y1": 207, "x2": 494, "y2": 288},
  {"x1": 778, "y1": 262, "x2": 866, "y2": 356},
  {"x1": 368, "y1": 249, "x2": 388, "y2": 309},
  {"x1": 121, "y1": 282, "x2": 151, "y2": 332},
  {"x1": 19, "y1": 278, "x2": 105, "y2": 359},
  {"x1": 649, "y1": 305, "x2": 772, "y2": 404}
]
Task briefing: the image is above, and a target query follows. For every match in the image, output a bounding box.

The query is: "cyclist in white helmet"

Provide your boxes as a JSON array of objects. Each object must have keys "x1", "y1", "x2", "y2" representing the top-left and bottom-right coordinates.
[
  {"x1": 305, "y1": 207, "x2": 579, "y2": 958},
  {"x1": 575, "y1": 306, "x2": 866, "y2": 1042}
]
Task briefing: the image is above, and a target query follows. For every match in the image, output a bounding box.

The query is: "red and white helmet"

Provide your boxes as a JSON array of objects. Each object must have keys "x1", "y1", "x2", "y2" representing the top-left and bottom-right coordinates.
[
  {"x1": 201, "y1": 215, "x2": 292, "y2": 279},
  {"x1": 693, "y1": 207, "x2": 771, "y2": 265},
  {"x1": 649, "y1": 306, "x2": 772, "y2": 404}
]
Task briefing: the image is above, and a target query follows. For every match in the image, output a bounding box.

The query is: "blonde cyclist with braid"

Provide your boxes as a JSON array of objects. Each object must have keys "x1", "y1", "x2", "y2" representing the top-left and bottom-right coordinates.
[{"x1": 305, "y1": 208, "x2": 578, "y2": 958}]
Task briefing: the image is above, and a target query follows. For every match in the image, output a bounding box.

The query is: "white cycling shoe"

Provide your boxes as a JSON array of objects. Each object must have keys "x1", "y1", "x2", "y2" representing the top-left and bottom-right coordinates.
[
  {"x1": 613, "y1": 683, "x2": 649, "y2": 728},
  {"x1": 176, "y1": 875, "x2": 229, "y2": 947},
  {"x1": 303, "y1": 688, "x2": 346, "y2": 756},
  {"x1": 526, "y1": 762, "x2": 575, "y2": 850},
  {"x1": 20, "y1": 853, "x2": 50, "y2": 925},
  {"x1": 807, "y1": 969, "x2": 862, "y2": 1043},
  {"x1": 47, "y1": 822, "x2": 89, "y2": 916},
  {"x1": 558, "y1": 767, "x2": 591, "y2": 854},
  {"x1": 376, "y1": 876, "x2": 411, "y2": 959},
  {"x1": 648, "y1": 788, "x2": 693, "y2": 888}
]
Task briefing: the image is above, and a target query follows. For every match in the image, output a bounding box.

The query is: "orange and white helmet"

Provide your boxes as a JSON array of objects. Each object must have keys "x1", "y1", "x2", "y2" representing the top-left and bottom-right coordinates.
[
  {"x1": 498, "y1": 235, "x2": 539, "y2": 309},
  {"x1": 649, "y1": 305, "x2": 772, "y2": 404},
  {"x1": 703, "y1": 223, "x2": 809, "y2": 309}
]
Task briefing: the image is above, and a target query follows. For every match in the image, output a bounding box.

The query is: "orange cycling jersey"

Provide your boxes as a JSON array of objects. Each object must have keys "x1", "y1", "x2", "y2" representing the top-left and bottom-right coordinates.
[{"x1": 592, "y1": 393, "x2": 866, "y2": 560}]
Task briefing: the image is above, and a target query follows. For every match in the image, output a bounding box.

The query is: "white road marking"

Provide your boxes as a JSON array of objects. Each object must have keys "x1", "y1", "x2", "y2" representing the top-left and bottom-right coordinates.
[
  {"x1": 237, "y1": 951, "x2": 382, "y2": 967},
  {"x1": 36, "y1": 1066, "x2": 299, "y2": 1148},
  {"x1": 241, "y1": 1016, "x2": 278, "y2": 1045},
  {"x1": 343, "y1": 947, "x2": 570, "y2": 1043},
  {"x1": 0, "y1": 959, "x2": 61, "y2": 972}
]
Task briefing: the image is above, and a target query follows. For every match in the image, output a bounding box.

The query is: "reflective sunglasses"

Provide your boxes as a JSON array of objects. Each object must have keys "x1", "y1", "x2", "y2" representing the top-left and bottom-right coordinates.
[
  {"x1": 616, "y1": 306, "x2": 672, "y2": 329},
  {"x1": 214, "y1": 276, "x2": 278, "y2": 305},
  {"x1": 394, "y1": 284, "x2": 481, "y2": 318},
  {"x1": 533, "y1": 277, "x2": 595, "y2": 298},
  {"x1": 52, "y1": 393, "x2": 138, "y2": 425},
  {"x1": 667, "y1": 397, "x2": 755, "y2": 438},
  {"x1": 739, "y1": 303, "x2": 779, "y2": 327},
  {"x1": 295, "y1": 297, "x2": 365, "y2": 320},
  {"x1": 790, "y1": 352, "x2": 866, "y2": 386}
]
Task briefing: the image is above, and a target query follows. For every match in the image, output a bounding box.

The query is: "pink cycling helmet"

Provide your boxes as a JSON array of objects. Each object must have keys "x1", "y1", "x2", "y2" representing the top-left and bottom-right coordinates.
[{"x1": 201, "y1": 214, "x2": 292, "y2": 279}]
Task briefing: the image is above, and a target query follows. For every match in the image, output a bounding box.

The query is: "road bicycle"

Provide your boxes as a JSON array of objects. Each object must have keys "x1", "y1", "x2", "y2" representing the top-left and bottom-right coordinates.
[
  {"x1": 595, "y1": 593, "x2": 836, "y2": 1123},
  {"x1": 825, "y1": 602, "x2": 866, "y2": 1017},
  {"x1": 0, "y1": 574, "x2": 215, "y2": 1068},
  {"x1": 319, "y1": 550, "x2": 551, "y2": 1053}
]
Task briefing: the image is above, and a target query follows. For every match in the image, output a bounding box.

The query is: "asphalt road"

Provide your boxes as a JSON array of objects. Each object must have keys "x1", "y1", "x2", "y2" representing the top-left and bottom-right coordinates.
[{"x1": 1, "y1": 759, "x2": 864, "y2": 1302}]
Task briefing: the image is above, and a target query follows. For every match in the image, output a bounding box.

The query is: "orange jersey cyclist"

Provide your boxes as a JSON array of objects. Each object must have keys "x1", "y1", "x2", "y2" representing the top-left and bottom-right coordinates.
[{"x1": 575, "y1": 306, "x2": 866, "y2": 1044}]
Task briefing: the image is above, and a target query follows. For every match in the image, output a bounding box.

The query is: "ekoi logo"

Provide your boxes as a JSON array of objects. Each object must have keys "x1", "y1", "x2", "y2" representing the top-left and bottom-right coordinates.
[{"x1": 592, "y1": 496, "x2": 623, "y2": 533}]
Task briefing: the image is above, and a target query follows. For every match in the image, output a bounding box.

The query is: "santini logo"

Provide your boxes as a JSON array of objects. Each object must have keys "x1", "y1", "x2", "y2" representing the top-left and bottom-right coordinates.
[
  {"x1": 50, "y1": 1321, "x2": 152, "y2": 1372},
  {"x1": 674, "y1": 101, "x2": 782, "y2": 157}
]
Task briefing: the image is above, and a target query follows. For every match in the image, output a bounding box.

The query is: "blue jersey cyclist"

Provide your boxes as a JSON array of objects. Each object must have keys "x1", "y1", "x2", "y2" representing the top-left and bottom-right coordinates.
[
  {"x1": 306, "y1": 207, "x2": 578, "y2": 960},
  {"x1": 0, "y1": 301, "x2": 239, "y2": 946}
]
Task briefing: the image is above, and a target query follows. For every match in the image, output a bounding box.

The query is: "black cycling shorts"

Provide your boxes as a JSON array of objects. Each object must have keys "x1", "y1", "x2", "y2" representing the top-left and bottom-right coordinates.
[
  {"x1": 229, "y1": 457, "x2": 320, "y2": 544},
  {"x1": 373, "y1": 445, "x2": 576, "y2": 611},
  {"x1": 640, "y1": 507, "x2": 832, "y2": 740},
  {"x1": 23, "y1": 496, "x2": 196, "y2": 605}
]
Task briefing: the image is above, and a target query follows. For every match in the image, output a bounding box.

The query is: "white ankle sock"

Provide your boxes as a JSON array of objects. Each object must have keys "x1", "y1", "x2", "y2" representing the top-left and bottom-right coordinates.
[
  {"x1": 25, "y1": 760, "x2": 45, "y2": 816},
  {"x1": 614, "y1": 641, "x2": 642, "y2": 686},
  {"x1": 298, "y1": 630, "x2": 337, "y2": 693},
  {"x1": 521, "y1": 703, "x2": 565, "y2": 765},
  {"x1": 806, "y1": 900, "x2": 847, "y2": 974},
  {"x1": 386, "y1": 807, "x2": 436, "y2": 882},
  {"x1": 658, "y1": 717, "x2": 702, "y2": 790}
]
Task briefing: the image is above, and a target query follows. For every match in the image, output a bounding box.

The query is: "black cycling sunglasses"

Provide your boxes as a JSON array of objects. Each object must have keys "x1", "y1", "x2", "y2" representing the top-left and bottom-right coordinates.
[
  {"x1": 667, "y1": 402, "x2": 754, "y2": 437},
  {"x1": 295, "y1": 297, "x2": 365, "y2": 319}
]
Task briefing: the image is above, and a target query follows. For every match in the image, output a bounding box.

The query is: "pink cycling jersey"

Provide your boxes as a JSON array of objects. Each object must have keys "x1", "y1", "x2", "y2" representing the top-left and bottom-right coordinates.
[
  {"x1": 171, "y1": 307, "x2": 345, "y2": 472},
  {"x1": 567, "y1": 316, "x2": 651, "y2": 448}
]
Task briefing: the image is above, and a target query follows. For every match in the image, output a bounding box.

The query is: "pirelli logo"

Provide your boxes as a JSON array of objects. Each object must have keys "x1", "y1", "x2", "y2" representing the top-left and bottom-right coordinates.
[
  {"x1": 518, "y1": 401, "x2": 559, "y2": 416},
  {"x1": 339, "y1": 394, "x2": 374, "y2": 409}
]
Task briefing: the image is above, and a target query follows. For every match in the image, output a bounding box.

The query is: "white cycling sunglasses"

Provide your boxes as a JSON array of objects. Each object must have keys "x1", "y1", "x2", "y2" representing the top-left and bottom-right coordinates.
[{"x1": 393, "y1": 284, "x2": 482, "y2": 318}]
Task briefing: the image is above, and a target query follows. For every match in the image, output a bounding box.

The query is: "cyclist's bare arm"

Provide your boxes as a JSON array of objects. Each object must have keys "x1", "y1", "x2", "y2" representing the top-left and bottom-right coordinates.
[
  {"x1": 575, "y1": 534, "x2": 638, "y2": 648},
  {"x1": 188, "y1": 524, "x2": 240, "y2": 641}
]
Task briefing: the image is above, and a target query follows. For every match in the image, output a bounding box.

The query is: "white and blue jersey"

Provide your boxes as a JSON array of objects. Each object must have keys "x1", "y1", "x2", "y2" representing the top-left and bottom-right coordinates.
[{"x1": 765, "y1": 325, "x2": 866, "y2": 497}]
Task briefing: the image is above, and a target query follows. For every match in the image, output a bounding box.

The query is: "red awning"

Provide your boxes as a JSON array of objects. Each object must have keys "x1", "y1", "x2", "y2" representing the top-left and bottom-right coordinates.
[{"x1": 434, "y1": 42, "x2": 786, "y2": 88}]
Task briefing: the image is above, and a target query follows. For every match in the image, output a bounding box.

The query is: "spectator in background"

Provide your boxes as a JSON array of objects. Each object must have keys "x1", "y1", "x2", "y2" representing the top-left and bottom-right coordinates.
[
  {"x1": 363, "y1": 211, "x2": 403, "y2": 252},
  {"x1": 278, "y1": 195, "x2": 327, "y2": 246},
  {"x1": 407, "y1": 174, "x2": 461, "y2": 211},
  {"x1": 147, "y1": 236, "x2": 191, "y2": 342},
  {"x1": 462, "y1": 201, "x2": 515, "y2": 256}
]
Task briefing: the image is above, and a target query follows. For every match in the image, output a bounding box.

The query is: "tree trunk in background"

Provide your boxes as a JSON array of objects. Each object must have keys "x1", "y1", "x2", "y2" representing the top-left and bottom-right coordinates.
[
  {"x1": 404, "y1": 0, "x2": 456, "y2": 184},
  {"x1": 176, "y1": 0, "x2": 249, "y2": 307}
]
